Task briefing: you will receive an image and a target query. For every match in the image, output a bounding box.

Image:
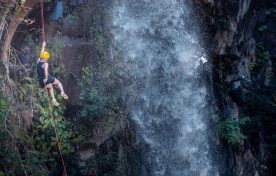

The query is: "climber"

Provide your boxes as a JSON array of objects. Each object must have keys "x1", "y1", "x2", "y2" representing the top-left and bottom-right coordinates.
[{"x1": 37, "y1": 41, "x2": 68, "y2": 106}]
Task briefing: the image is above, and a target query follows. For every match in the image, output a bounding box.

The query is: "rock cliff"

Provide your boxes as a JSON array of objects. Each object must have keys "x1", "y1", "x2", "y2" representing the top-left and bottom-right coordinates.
[{"x1": 196, "y1": 0, "x2": 276, "y2": 175}]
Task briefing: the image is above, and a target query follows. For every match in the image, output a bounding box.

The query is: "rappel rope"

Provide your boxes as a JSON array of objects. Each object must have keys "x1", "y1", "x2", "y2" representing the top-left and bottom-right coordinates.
[
  {"x1": 40, "y1": 0, "x2": 46, "y2": 42},
  {"x1": 40, "y1": 1, "x2": 68, "y2": 175}
]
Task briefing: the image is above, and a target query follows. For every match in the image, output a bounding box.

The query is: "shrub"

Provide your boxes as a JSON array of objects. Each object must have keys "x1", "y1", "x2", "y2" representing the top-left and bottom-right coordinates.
[
  {"x1": 256, "y1": 42, "x2": 271, "y2": 61},
  {"x1": 78, "y1": 65, "x2": 119, "y2": 121},
  {"x1": 218, "y1": 116, "x2": 250, "y2": 144}
]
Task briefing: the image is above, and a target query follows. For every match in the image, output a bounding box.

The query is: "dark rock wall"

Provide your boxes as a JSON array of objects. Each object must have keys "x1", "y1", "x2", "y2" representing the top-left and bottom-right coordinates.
[{"x1": 196, "y1": 0, "x2": 276, "y2": 175}]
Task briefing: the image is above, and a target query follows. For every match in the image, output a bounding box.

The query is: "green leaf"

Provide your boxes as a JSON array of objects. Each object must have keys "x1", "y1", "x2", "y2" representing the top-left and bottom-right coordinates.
[
  {"x1": 23, "y1": 76, "x2": 33, "y2": 83},
  {"x1": 217, "y1": 116, "x2": 250, "y2": 144},
  {"x1": 258, "y1": 25, "x2": 267, "y2": 32}
]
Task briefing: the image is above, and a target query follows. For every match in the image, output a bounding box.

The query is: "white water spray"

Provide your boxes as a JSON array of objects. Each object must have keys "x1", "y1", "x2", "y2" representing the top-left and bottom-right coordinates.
[{"x1": 112, "y1": 1, "x2": 218, "y2": 175}]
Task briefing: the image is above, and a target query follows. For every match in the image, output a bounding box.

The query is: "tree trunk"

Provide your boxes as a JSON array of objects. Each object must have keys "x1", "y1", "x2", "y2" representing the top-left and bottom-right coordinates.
[
  {"x1": 0, "y1": 1, "x2": 15, "y2": 40},
  {"x1": 1, "y1": 0, "x2": 40, "y2": 81}
]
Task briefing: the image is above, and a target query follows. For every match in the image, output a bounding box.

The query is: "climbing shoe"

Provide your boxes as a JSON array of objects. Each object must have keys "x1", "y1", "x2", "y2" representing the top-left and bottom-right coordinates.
[
  {"x1": 53, "y1": 99, "x2": 59, "y2": 106},
  {"x1": 61, "y1": 92, "x2": 68, "y2": 100}
]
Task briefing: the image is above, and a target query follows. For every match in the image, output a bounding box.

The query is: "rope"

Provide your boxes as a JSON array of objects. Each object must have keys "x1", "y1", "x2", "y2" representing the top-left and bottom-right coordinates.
[
  {"x1": 44, "y1": 86, "x2": 68, "y2": 176},
  {"x1": 40, "y1": 0, "x2": 67, "y2": 175},
  {"x1": 40, "y1": 0, "x2": 45, "y2": 42}
]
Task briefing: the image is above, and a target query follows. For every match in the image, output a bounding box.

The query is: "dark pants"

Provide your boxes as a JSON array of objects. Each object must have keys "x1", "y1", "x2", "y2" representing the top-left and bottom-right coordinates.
[{"x1": 38, "y1": 75, "x2": 56, "y2": 88}]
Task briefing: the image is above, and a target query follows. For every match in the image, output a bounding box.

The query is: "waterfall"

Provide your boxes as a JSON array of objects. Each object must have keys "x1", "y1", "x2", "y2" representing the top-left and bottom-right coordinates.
[{"x1": 112, "y1": 0, "x2": 218, "y2": 175}]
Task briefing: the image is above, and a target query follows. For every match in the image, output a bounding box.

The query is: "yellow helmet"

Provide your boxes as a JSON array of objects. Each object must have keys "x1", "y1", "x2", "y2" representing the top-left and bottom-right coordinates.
[{"x1": 40, "y1": 51, "x2": 50, "y2": 59}]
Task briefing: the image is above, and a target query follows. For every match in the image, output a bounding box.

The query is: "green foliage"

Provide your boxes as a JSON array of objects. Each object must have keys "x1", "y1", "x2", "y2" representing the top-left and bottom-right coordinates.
[
  {"x1": 0, "y1": 96, "x2": 7, "y2": 119},
  {"x1": 0, "y1": 94, "x2": 37, "y2": 175},
  {"x1": 257, "y1": 25, "x2": 267, "y2": 32},
  {"x1": 79, "y1": 152, "x2": 119, "y2": 176},
  {"x1": 67, "y1": 14, "x2": 77, "y2": 21},
  {"x1": 0, "y1": 52, "x2": 81, "y2": 175},
  {"x1": 81, "y1": 65, "x2": 95, "y2": 85},
  {"x1": 89, "y1": 8, "x2": 109, "y2": 54},
  {"x1": 0, "y1": 75, "x2": 83, "y2": 175},
  {"x1": 46, "y1": 38, "x2": 65, "y2": 60},
  {"x1": 30, "y1": 81, "x2": 83, "y2": 172},
  {"x1": 79, "y1": 65, "x2": 119, "y2": 121},
  {"x1": 266, "y1": 8, "x2": 276, "y2": 15},
  {"x1": 218, "y1": 117, "x2": 250, "y2": 144},
  {"x1": 249, "y1": 62, "x2": 257, "y2": 71},
  {"x1": 256, "y1": 42, "x2": 271, "y2": 61},
  {"x1": 0, "y1": 95, "x2": 15, "y2": 174},
  {"x1": 77, "y1": 5, "x2": 121, "y2": 122}
]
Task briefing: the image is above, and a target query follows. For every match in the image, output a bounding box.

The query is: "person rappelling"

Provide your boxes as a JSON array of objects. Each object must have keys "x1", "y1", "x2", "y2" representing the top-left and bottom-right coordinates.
[{"x1": 37, "y1": 41, "x2": 68, "y2": 106}]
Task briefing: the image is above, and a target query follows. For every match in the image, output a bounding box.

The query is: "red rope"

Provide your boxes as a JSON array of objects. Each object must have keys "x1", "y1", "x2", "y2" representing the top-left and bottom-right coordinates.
[
  {"x1": 40, "y1": 0, "x2": 67, "y2": 175},
  {"x1": 44, "y1": 87, "x2": 68, "y2": 176},
  {"x1": 40, "y1": 0, "x2": 45, "y2": 41}
]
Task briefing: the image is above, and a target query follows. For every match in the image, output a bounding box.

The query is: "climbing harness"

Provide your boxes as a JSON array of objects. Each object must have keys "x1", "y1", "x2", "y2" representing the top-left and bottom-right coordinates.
[{"x1": 40, "y1": 0, "x2": 68, "y2": 175}]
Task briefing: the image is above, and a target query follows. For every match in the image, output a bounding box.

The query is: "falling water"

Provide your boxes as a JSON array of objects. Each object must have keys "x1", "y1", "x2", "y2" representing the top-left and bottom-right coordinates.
[{"x1": 112, "y1": 0, "x2": 218, "y2": 175}]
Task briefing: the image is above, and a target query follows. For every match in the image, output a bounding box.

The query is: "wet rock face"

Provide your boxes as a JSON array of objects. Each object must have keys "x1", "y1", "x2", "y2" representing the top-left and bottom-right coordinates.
[
  {"x1": 62, "y1": 44, "x2": 98, "y2": 105},
  {"x1": 61, "y1": 15, "x2": 85, "y2": 37},
  {"x1": 197, "y1": 0, "x2": 276, "y2": 175},
  {"x1": 61, "y1": 6, "x2": 94, "y2": 38}
]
